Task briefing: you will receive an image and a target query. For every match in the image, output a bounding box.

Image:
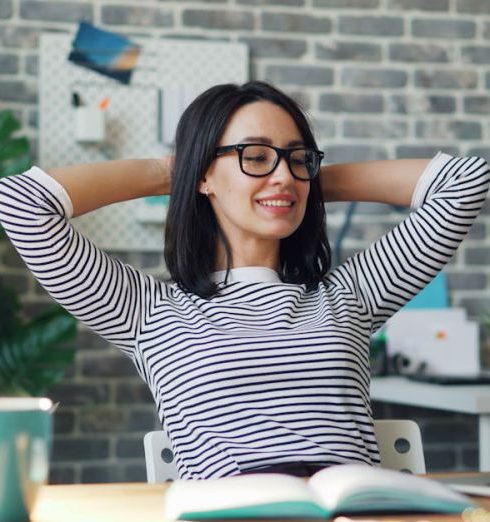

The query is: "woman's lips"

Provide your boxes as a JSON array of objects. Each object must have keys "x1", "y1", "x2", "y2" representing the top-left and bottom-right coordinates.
[{"x1": 256, "y1": 198, "x2": 295, "y2": 215}]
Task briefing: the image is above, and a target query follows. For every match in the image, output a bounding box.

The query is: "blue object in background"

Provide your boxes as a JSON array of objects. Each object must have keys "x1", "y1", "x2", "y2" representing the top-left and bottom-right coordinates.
[
  {"x1": 68, "y1": 22, "x2": 140, "y2": 84},
  {"x1": 402, "y1": 271, "x2": 449, "y2": 310},
  {"x1": 145, "y1": 195, "x2": 170, "y2": 206}
]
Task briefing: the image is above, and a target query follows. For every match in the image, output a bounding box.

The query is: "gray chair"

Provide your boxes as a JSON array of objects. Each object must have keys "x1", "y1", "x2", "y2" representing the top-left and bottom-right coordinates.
[
  {"x1": 144, "y1": 429, "x2": 179, "y2": 483},
  {"x1": 372, "y1": 419, "x2": 426, "y2": 474},
  {"x1": 143, "y1": 419, "x2": 426, "y2": 483}
]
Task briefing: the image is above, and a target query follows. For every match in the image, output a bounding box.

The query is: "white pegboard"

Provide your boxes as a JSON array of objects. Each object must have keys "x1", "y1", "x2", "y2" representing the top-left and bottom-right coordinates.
[{"x1": 40, "y1": 33, "x2": 248, "y2": 251}]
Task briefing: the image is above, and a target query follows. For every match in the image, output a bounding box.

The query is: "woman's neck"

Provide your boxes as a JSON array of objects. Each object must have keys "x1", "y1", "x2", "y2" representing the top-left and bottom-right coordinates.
[{"x1": 214, "y1": 239, "x2": 280, "y2": 272}]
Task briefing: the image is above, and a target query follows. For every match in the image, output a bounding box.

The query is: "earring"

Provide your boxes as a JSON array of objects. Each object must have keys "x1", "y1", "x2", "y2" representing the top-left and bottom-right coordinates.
[{"x1": 205, "y1": 187, "x2": 209, "y2": 197}]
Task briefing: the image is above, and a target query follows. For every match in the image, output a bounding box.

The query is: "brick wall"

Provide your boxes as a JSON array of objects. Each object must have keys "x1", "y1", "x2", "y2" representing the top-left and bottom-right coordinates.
[{"x1": 0, "y1": 0, "x2": 489, "y2": 482}]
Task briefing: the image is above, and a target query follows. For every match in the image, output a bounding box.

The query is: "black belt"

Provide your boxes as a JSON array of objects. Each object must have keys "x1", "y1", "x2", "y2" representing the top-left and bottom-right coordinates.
[{"x1": 240, "y1": 461, "x2": 326, "y2": 477}]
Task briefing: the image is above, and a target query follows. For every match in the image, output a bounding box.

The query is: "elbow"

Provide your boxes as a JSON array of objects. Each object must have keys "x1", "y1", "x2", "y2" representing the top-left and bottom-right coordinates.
[{"x1": 470, "y1": 156, "x2": 490, "y2": 193}]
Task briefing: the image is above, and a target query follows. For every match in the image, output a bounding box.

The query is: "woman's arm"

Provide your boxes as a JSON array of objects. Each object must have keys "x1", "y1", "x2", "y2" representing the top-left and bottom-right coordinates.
[
  {"x1": 49, "y1": 157, "x2": 172, "y2": 217},
  {"x1": 325, "y1": 153, "x2": 490, "y2": 333},
  {"x1": 0, "y1": 162, "x2": 170, "y2": 356},
  {"x1": 320, "y1": 158, "x2": 431, "y2": 206},
  {"x1": 51, "y1": 156, "x2": 430, "y2": 215}
]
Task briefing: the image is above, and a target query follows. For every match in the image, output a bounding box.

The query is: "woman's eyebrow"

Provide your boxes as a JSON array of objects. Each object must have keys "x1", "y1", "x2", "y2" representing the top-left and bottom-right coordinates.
[
  {"x1": 241, "y1": 136, "x2": 305, "y2": 147},
  {"x1": 287, "y1": 139, "x2": 305, "y2": 147},
  {"x1": 241, "y1": 136, "x2": 273, "y2": 144}
]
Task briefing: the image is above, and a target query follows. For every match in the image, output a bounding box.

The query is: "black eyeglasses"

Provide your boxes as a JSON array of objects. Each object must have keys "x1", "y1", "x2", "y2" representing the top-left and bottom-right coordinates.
[{"x1": 215, "y1": 143, "x2": 324, "y2": 181}]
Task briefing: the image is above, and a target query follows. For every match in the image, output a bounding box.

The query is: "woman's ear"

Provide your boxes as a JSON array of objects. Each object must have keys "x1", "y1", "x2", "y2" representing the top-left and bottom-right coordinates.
[{"x1": 198, "y1": 179, "x2": 209, "y2": 196}]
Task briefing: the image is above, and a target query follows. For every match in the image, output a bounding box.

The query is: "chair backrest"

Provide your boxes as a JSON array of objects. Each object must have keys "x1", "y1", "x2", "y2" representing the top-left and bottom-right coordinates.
[
  {"x1": 143, "y1": 430, "x2": 179, "y2": 483},
  {"x1": 143, "y1": 419, "x2": 426, "y2": 483},
  {"x1": 373, "y1": 419, "x2": 426, "y2": 474}
]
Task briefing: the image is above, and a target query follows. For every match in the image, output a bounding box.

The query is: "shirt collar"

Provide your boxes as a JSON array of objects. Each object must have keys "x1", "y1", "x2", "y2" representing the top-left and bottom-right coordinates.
[{"x1": 211, "y1": 267, "x2": 282, "y2": 284}]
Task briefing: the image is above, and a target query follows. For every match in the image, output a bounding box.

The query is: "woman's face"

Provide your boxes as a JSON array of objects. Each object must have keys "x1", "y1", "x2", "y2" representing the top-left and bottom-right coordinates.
[{"x1": 200, "y1": 100, "x2": 311, "y2": 251}]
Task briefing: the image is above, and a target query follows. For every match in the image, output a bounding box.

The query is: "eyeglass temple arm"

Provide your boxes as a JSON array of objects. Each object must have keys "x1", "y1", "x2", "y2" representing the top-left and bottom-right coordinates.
[{"x1": 215, "y1": 145, "x2": 237, "y2": 157}]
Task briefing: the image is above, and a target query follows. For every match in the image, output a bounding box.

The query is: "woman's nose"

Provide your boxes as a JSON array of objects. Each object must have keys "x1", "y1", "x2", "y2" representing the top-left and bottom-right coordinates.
[{"x1": 268, "y1": 156, "x2": 294, "y2": 183}]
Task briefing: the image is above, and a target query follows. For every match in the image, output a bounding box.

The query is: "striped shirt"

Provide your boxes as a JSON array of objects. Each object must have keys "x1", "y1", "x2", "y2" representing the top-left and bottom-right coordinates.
[{"x1": 0, "y1": 152, "x2": 488, "y2": 479}]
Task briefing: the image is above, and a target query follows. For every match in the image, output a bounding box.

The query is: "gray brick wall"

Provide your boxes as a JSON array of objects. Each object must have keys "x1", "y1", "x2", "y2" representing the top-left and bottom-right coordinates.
[{"x1": 0, "y1": 0, "x2": 489, "y2": 482}]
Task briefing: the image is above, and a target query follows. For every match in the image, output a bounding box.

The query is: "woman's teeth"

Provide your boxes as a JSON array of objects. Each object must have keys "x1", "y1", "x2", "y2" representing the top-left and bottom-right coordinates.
[{"x1": 258, "y1": 200, "x2": 293, "y2": 207}]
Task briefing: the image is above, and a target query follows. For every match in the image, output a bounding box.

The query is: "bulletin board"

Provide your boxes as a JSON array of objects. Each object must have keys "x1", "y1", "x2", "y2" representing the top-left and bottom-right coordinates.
[{"x1": 39, "y1": 33, "x2": 248, "y2": 251}]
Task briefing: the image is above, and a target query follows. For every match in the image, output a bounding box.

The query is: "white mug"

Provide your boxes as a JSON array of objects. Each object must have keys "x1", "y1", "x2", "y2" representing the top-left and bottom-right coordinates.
[{"x1": 74, "y1": 106, "x2": 106, "y2": 143}]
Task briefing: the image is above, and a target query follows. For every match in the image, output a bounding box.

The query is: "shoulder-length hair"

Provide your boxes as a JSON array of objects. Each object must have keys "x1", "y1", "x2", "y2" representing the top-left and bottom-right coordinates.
[{"x1": 164, "y1": 81, "x2": 331, "y2": 298}]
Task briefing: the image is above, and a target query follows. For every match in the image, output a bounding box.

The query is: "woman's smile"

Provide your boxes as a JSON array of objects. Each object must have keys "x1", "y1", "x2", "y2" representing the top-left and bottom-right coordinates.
[{"x1": 256, "y1": 194, "x2": 296, "y2": 215}]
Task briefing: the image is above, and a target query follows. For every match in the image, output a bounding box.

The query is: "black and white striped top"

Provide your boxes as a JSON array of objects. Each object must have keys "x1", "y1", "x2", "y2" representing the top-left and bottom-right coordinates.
[{"x1": 0, "y1": 152, "x2": 488, "y2": 479}]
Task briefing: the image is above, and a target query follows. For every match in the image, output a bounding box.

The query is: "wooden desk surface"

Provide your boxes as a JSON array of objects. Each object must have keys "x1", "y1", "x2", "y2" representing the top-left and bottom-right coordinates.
[
  {"x1": 32, "y1": 483, "x2": 167, "y2": 522},
  {"x1": 31, "y1": 480, "x2": 490, "y2": 522}
]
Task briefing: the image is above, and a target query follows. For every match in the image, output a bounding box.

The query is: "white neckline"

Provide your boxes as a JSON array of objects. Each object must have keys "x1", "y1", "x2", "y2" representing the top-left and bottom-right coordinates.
[{"x1": 211, "y1": 267, "x2": 281, "y2": 284}]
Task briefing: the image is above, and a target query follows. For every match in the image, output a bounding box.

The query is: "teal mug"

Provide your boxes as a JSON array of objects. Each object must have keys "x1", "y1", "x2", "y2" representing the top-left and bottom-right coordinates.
[{"x1": 0, "y1": 398, "x2": 53, "y2": 522}]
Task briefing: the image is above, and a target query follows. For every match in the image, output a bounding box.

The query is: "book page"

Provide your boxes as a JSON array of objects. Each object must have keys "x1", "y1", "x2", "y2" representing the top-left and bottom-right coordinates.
[
  {"x1": 164, "y1": 473, "x2": 323, "y2": 520},
  {"x1": 307, "y1": 464, "x2": 472, "y2": 513}
]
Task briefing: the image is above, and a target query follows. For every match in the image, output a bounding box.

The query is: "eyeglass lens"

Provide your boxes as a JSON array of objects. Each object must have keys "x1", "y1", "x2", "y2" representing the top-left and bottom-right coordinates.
[{"x1": 241, "y1": 145, "x2": 319, "y2": 180}]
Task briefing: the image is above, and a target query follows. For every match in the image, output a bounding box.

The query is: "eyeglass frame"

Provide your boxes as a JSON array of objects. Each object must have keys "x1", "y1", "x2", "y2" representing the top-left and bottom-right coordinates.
[{"x1": 214, "y1": 143, "x2": 324, "y2": 181}]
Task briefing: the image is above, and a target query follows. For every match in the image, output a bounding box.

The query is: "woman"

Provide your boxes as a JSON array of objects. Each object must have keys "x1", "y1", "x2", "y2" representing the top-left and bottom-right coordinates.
[{"x1": 0, "y1": 81, "x2": 489, "y2": 479}]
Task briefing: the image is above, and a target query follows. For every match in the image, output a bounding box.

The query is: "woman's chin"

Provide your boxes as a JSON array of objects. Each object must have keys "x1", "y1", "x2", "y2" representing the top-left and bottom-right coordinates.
[{"x1": 259, "y1": 224, "x2": 301, "y2": 240}]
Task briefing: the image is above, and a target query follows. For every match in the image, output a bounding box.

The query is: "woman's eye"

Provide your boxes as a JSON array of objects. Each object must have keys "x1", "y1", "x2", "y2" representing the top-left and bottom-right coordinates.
[
  {"x1": 244, "y1": 155, "x2": 267, "y2": 163},
  {"x1": 292, "y1": 158, "x2": 306, "y2": 165}
]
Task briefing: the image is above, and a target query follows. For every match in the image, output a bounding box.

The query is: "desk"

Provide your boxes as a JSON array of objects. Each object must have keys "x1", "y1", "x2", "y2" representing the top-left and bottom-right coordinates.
[
  {"x1": 371, "y1": 376, "x2": 490, "y2": 471},
  {"x1": 30, "y1": 481, "x2": 490, "y2": 522},
  {"x1": 32, "y1": 483, "x2": 166, "y2": 522}
]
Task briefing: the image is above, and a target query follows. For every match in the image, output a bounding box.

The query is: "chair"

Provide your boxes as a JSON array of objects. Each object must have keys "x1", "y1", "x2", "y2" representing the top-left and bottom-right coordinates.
[
  {"x1": 373, "y1": 419, "x2": 426, "y2": 474},
  {"x1": 144, "y1": 430, "x2": 179, "y2": 483},
  {"x1": 143, "y1": 419, "x2": 426, "y2": 483}
]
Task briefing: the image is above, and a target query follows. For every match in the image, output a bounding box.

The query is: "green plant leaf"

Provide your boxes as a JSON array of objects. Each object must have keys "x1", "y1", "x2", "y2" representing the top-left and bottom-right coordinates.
[
  {"x1": 0, "y1": 110, "x2": 31, "y2": 180},
  {"x1": 0, "y1": 282, "x2": 22, "y2": 339},
  {"x1": 0, "y1": 111, "x2": 20, "y2": 142},
  {"x1": 480, "y1": 311, "x2": 490, "y2": 331},
  {"x1": 0, "y1": 137, "x2": 30, "y2": 163},
  {"x1": 0, "y1": 155, "x2": 31, "y2": 179},
  {"x1": 0, "y1": 305, "x2": 77, "y2": 396}
]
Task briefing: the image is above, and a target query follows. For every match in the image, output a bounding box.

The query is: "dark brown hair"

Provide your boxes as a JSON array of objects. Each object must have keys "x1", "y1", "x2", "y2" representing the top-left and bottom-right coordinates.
[{"x1": 164, "y1": 81, "x2": 331, "y2": 298}]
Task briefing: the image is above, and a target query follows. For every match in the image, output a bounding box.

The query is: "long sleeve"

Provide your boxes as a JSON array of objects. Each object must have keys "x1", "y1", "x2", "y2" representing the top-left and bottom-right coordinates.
[
  {"x1": 329, "y1": 153, "x2": 490, "y2": 333},
  {"x1": 0, "y1": 167, "x2": 152, "y2": 361}
]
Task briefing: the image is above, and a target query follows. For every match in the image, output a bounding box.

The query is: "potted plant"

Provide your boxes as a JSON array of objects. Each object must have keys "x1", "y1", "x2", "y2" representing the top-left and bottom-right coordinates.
[
  {"x1": 0, "y1": 110, "x2": 78, "y2": 397},
  {"x1": 0, "y1": 284, "x2": 78, "y2": 397}
]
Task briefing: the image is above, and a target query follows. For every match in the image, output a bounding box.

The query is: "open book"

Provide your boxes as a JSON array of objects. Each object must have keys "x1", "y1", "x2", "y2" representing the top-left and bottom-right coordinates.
[{"x1": 164, "y1": 464, "x2": 476, "y2": 521}]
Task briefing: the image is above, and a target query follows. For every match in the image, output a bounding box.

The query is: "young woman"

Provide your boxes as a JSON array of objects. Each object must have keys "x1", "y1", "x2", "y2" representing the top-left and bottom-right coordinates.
[{"x1": 0, "y1": 81, "x2": 488, "y2": 479}]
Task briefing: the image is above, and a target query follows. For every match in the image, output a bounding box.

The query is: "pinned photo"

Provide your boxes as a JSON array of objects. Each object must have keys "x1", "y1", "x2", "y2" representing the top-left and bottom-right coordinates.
[{"x1": 68, "y1": 21, "x2": 141, "y2": 85}]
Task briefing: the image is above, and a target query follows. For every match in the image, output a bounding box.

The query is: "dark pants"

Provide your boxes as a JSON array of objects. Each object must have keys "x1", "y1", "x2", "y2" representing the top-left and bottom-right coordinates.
[{"x1": 240, "y1": 462, "x2": 326, "y2": 477}]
